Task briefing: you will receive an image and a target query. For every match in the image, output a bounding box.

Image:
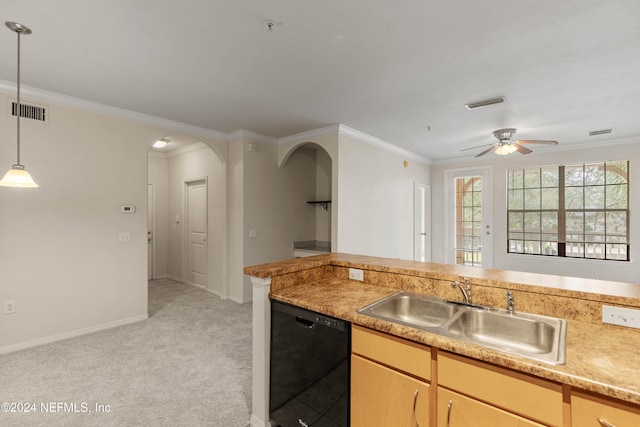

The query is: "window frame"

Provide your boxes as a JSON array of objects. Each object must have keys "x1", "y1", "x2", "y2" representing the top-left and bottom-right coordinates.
[{"x1": 506, "y1": 161, "x2": 629, "y2": 261}]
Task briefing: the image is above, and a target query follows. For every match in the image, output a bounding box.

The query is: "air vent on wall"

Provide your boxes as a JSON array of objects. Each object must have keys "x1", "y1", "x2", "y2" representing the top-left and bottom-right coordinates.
[{"x1": 9, "y1": 99, "x2": 48, "y2": 123}]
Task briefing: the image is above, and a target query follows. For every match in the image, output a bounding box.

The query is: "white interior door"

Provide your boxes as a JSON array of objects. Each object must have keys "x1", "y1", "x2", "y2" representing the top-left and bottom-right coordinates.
[
  {"x1": 444, "y1": 167, "x2": 493, "y2": 268},
  {"x1": 414, "y1": 183, "x2": 431, "y2": 262},
  {"x1": 186, "y1": 179, "x2": 207, "y2": 287},
  {"x1": 147, "y1": 184, "x2": 154, "y2": 279}
]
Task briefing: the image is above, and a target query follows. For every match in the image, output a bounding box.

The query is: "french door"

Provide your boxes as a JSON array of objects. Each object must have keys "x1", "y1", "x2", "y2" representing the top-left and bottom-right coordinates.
[{"x1": 445, "y1": 167, "x2": 493, "y2": 268}]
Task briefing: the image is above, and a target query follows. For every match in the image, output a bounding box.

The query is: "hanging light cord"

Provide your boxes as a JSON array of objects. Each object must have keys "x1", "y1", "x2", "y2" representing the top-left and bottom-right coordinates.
[{"x1": 15, "y1": 26, "x2": 22, "y2": 167}]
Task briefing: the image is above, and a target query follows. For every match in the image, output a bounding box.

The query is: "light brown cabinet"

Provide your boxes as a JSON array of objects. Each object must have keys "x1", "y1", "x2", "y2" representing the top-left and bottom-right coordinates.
[
  {"x1": 351, "y1": 325, "x2": 430, "y2": 427},
  {"x1": 571, "y1": 389, "x2": 640, "y2": 427},
  {"x1": 438, "y1": 352, "x2": 563, "y2": 426},
  {"x1": 437, "y1": 387, "x2": 547, "y2": 427},
  {"x1": 350, "y1": 326, "x2": 640, "y2": 427}
]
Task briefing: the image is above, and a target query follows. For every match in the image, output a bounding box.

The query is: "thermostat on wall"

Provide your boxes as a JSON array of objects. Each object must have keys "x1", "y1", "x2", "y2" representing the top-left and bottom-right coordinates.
[{"x1": 121, "y1": 205, "x2": 136, "y2": 214}]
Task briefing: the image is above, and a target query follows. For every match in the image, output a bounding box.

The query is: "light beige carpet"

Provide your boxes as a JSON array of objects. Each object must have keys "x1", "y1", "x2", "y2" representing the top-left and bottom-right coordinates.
[{"x1": 0, "y1": 279, "x2": 252, "y2": 426}]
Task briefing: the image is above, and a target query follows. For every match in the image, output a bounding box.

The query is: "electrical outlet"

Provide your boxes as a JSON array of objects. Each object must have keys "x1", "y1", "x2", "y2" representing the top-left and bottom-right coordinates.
[
  {"x1": 4, "y1": 300, "x2": 16, "y2": 314},
  {"x1": 602, "y1": 305, "x2": 640, "y2": 329},
  {"x1": 249, "y1": 229, "x2": 257, "y2": 238},
  {"x1": 349, "y1": 268, "x2": 364, "y2": 281},
  {"x1": 118, "y1": 232, "x2": 131, "y2": 243}
]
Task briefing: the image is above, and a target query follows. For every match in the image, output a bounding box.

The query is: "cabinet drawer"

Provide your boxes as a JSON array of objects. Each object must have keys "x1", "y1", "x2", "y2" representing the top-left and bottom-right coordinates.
[
  {"x1": 438, "y1": 387, "x2": 546, "y2": 427},
  {"x1": 351, "y1": 354, "x2": 429, "y2": 427},
  {"x1": 438, "y1": 352, "x2": 562, "y2": 426},
  {"x1": 351, "y1": 324, "x2": 431, "y2": 380},
  {"x1": 572, "y1": 390, "x2": 640, "y2": 427}
]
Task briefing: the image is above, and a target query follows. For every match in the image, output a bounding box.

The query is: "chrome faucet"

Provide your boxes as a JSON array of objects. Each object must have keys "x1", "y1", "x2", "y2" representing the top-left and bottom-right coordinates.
[
  {"x1": 506, "y1": 291, "x2": 515, "y2": 314},
  {"x1": 451, "y1": 277, "x2": 472, "y2": 305}
]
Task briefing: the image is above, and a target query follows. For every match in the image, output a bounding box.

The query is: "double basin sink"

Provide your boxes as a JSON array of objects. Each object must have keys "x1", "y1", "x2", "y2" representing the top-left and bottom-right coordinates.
[{"x1": 358, "y1": 291, "x2": 567, "y2": 365}]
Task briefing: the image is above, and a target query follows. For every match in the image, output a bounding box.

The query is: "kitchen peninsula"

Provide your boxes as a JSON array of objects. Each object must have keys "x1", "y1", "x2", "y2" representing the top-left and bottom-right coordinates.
[{"x1": 245, "y1": 253, "x2": 640, "y2": 427}]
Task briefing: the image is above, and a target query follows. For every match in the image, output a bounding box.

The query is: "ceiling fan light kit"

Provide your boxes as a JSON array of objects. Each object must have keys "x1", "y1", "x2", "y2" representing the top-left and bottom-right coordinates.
[
  {"x1": 462, "y1": 127, "x2": 559, "y2": 158},
  {"x1": 495, "y1": 144, "x2": 518, "y2": 156}
]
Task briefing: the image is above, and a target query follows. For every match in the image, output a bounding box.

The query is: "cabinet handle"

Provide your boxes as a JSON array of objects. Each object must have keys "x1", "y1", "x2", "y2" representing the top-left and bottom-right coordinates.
[
  {"x1": 598, "y1": 419, "x2": 616, "y2": 427},
  {"x1": 412, "y1": 389, "x2": 419, "y2": 427},
  {"x1": 447, "y1": 399, "x2": 453, "y2": 427}
]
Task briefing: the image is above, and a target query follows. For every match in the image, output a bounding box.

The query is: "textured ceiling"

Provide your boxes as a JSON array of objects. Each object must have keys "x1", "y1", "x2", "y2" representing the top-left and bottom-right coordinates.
[{"x1": 2, "y1": 0, "x2": 639, "y2": 160}]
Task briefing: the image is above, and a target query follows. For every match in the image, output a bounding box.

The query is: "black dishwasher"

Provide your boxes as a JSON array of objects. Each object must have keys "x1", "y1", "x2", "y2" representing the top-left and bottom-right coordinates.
[{"x1": 270, "y1": 300, "x2": 350, "y2": 427}]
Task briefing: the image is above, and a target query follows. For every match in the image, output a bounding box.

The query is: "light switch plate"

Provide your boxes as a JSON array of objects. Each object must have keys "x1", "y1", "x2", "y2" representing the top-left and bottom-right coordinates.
[
  {"x1": 349, "y1": 268, "x2": 364, "y2": 281},
  {"x1": 602, "y1": 305, "x2": 640, "y2": 329}
]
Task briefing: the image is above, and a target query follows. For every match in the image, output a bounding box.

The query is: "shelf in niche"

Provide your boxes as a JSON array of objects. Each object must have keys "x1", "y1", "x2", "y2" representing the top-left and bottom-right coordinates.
[{"x1": 307, "y1": 201, "x2": 331, "y2": 211}]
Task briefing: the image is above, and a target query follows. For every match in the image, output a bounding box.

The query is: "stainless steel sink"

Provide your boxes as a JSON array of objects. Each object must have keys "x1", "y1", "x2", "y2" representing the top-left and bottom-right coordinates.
[
  {"x1": 445, "y1": 308, "x2": 566, "y2": 364},
  {"x1": 358, "y1": 291, "x2": 462, "y2": 328},
  {"x1": 358, "y1": 291, "x2": 567, "y2": 365}
]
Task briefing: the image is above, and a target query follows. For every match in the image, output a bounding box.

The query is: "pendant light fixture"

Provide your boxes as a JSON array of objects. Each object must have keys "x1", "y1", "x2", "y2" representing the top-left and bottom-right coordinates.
[{"x1": 0, "y1": 21, "x2": 38, "y2": 188}]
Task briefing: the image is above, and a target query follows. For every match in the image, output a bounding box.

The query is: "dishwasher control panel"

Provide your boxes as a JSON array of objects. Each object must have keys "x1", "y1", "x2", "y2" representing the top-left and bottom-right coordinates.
[{"x1": 315, "y1": 315, "x2": 344, "y2": 330}]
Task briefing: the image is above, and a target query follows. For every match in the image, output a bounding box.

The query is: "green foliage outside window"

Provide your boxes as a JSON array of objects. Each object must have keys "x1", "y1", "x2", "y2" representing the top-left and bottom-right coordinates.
[{"x1": 507, "y1": 161, "x2": 629, "y2": 261}]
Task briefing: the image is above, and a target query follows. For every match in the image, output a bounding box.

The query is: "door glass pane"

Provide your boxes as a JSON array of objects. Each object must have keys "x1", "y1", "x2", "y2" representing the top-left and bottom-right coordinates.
[{"x1": 454, "y1": 176, "x2": 482, "y2": 267}]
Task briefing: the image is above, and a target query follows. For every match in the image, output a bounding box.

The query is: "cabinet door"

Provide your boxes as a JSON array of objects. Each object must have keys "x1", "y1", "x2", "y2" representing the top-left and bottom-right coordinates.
[
  {"x1": 438, "y1": 352, "x2": 562, "y2": 426},
  {"x1": 351, "y1": 355, "x2": 429, "y2": 427},
  {"x1": 352, "y1": 324, "x2": 431, "y2": 381},
  {"x1": 572, "y1": 390, "x2": 640, "y2": 427},
  {"x1": 437, "y1": 387, "x2": 546, "y2": 427}
]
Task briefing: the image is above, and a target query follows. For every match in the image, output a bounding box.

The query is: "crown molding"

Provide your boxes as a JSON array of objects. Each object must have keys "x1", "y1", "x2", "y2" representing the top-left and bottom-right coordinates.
[
  {"x1": 277, "y1": 123, "x2": 431, "y2": 164},
  {"x1": 228, "y1": 129, "x2": 278, "y2": 144},
  {"x1": 0, "y1": 80, "x2": 229, "y2": 141},
  {"x1": 0, "y1": 80, "x2": 432, "y2": 165},
  {"x1": 337, "y1": 124, "x2": 432, "y2": 165},
  {"x1": 277, "y1": 124, "x2": 340, "y2": 145}
]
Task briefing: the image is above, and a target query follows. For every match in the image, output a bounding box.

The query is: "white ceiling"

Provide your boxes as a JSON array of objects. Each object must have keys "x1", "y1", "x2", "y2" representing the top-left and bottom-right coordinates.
[{"x1": 2, "y1": 0, "x2": 639, "y2": 161}]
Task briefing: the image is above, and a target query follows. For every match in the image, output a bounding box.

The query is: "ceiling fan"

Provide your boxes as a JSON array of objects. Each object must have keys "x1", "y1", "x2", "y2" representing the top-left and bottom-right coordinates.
[{"x1": 463, "y1": 128, "x2": 558, "y2": 157}]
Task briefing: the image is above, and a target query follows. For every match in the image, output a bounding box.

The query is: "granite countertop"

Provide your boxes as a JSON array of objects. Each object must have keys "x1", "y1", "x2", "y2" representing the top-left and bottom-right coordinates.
[
  {"x1": 269, "y1": 278, "x2": 640, "y2": 405},
  {"x1": 247, "y1": 253, "x2": 640, "y2": 406}
]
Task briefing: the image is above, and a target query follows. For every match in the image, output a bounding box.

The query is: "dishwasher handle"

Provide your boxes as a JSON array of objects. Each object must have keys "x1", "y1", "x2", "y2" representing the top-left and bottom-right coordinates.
[
  {"x1": 272, "y1": 300, "x2": 347, "y2": 332},
  {"x1": 295, "y1": 316, "x2": 316, "y2": 329}
]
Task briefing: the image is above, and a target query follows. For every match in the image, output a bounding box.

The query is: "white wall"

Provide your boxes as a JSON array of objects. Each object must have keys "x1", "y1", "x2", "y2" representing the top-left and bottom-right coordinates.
[
  {"x1": 148, "y1": 153, "x2": 169, "y2": 278},
  {"x1": 166, "y1": 142, "x2": 227, "y2": 297},
  {"x1": 0, "y1": 92, "x2": 165, "y2": 352},
  {"x1": 430, "y1": 140, "x2": 639, "y2": 283},
  {"x1": 315, "y1": 148, "x2": 332, "y2": 242},
  {"x1": 227, "y1": 135, "x2": 245, "y2": 303},
  {"x1": 242, "y1": 134, "x2": 318, "y2": 298},
  {"x1": 336, "y1": 134, "x2": 431, "y2": 259}
]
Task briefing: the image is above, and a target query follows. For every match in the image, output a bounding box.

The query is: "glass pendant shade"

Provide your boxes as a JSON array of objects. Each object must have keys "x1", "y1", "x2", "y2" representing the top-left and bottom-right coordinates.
[
  {"x1": 0, "y1": 164, "x2": 38, "y2": 187},
  {"x1": 495, "y1": 144, "x2": 517, "y2": 156},
  {"x1": 3, "y1": 22, "x2": 38, "y2": 189}
]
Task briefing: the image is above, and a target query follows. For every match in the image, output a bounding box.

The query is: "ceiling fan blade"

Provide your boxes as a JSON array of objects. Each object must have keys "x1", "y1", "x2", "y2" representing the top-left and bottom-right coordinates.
[
  {"x1": 475, "y1": 145, "x2": 498, "y2": 157},
  {"x1": 516, "y1": 140, "x2": 558, "y2": 145},
  {"x1": 514, "y1": 143, "x2": 533, "y2": 154},
  {"x1": 461, "y1": 143, "x2": 494, "y2": 152}
]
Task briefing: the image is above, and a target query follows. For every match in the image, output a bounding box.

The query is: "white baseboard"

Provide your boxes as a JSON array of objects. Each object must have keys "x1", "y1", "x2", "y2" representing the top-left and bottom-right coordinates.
[
  {"x1": 0, "y1": 314, "x2": 148, "y2": 355},
  {"x1": 184, "y1": 281, "x2": 245, "y2": 303},
  {"x1": 228, "y1": 295, "x2": 246, "y2": 304},
  {"x1": 250, "y1": 414, "x2": 268, "y2": 427}
]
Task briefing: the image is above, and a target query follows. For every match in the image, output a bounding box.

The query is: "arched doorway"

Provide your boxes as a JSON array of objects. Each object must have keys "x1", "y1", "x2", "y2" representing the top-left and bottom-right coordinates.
[
  {"x1": 280, "y1": 142, "x2": 333, "y2": 253},
  {"x1": 147, "y1": 134, "x2": 228, "y2": 297}
]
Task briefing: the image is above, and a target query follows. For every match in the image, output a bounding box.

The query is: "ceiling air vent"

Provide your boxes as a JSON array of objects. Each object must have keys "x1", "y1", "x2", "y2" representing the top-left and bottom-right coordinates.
[
  {"x1": 9, "y1": 100, "x2": 48, "y2": 123},
  {"x1": 465, "y1": 96, "x2": 505, "y2": 110},
  {"x1": 589, "y1": 128, "x2": 613, "y2": 136}
]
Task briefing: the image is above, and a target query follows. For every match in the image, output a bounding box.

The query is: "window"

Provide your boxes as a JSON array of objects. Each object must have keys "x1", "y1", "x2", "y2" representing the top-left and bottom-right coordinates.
[
  {"x1": 455, "y1": 176, "x2": 483, "y2": 266},
  {"x1": 507, "y1": 161, "x2": 629, "y2": 261}
]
